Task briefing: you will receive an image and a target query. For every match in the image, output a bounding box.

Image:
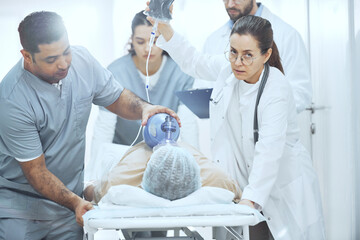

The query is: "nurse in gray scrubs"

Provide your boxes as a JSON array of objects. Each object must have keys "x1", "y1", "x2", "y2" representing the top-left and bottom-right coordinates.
[
  {"x1": 0, "y1": 11, "x2": 179, "y2": 240},
  {"x1": 93, "y1": 11, "x2": 197, "y2": 149}
]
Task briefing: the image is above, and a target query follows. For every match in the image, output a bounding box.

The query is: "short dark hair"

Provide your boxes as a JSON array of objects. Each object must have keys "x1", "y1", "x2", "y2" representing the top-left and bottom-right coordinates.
[
  {"x1": 18, "y1": 11, "x2": 67, "y2": 54},
  {"x1": 231, "y1": 15, "x2": 284, "y2": 74}
]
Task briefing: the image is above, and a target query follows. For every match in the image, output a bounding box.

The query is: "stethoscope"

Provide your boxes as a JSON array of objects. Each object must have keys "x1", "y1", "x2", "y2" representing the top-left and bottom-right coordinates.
[
  {"x1": 253, "y1": 63, "x2": 269, "y2": 144},
  {"x1": 210, "y1": 63, "x2": 270, "y2": 145}
]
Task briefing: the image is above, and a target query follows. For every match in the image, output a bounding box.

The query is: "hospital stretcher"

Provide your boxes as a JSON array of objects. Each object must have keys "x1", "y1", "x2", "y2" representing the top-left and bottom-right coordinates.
[
  {"x1": 83, "y1": 145, "x2": 265, "y2": 240},
  {"x1": 83, "y1": 203, "x2": 265, "y2": 240}
]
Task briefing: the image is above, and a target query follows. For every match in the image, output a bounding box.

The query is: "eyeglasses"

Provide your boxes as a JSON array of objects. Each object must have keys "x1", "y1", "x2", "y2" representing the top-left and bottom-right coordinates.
[
  {"x1": 222, "y1": 0, "x2": 245, "y2": 5},
  {"x1": 224, "y1": 50, "x2": 258, "y2": 65}
]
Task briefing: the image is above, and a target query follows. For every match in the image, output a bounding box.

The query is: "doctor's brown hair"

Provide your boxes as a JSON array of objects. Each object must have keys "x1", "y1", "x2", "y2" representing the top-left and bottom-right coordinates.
[{"x1": 231, "y1": 15, "x2": 284, "y2": 74}]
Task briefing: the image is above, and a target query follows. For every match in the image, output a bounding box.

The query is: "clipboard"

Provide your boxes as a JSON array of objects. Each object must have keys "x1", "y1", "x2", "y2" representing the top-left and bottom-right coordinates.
[{"x1": 175, "y1": 88, "x2": 213, "y2": 119}]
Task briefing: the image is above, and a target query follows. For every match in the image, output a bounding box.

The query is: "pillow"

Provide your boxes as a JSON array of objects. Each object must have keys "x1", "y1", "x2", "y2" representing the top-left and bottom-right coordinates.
[{"x1": 99, "y1": 185, "x2": 234, "y2": 208}]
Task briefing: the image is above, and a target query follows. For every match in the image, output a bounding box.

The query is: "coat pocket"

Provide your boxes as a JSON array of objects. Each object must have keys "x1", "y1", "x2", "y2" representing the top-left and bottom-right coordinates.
[
  {"x1": 74, "y1": 96, "x2": 93, "y2": 138},
  {"x1": 278, "y1": 174, "x2": 320, "y2": 237}
]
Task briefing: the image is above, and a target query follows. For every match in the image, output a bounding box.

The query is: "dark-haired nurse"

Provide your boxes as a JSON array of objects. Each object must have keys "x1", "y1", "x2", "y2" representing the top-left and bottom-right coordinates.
[{"x1": 91, "y1": 10, "x2": 197, "y2": 153}]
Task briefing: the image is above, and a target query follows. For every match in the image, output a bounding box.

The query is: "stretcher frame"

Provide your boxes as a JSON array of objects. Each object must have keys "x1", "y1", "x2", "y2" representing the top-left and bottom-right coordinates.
[{"x1": 84, "y1": 204, "x2": 263, "y2": 240}]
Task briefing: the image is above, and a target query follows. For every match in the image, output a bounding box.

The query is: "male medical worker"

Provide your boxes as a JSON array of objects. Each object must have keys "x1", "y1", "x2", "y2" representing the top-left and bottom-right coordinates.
[
  {"x1": 203, "y1": 0, "x2": 311, "y2": 113},
  {"x1": 0, "y1": 11, "x2": 179, "y2": 240}
]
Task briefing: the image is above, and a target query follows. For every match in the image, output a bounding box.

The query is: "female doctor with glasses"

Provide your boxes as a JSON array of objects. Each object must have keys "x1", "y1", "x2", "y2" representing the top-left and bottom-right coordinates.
[{"x1": 147, "y1": 10, "x2": 325, "y2": 240}]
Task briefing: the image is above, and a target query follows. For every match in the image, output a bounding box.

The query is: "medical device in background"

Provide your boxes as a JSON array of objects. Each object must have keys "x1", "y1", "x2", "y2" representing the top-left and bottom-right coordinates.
[
  {"x1": 130, "y1": 2, "x2": 175, "y2": 147},
  {"x1": 144, "y1": 0, "x2": 174, "y2": 100},
  {"x1": 143, "y1": 113, "x2": 180, "y2": 148},
  {"x1": 145, "y1": 0, "x2": 174, "y2": 23}
]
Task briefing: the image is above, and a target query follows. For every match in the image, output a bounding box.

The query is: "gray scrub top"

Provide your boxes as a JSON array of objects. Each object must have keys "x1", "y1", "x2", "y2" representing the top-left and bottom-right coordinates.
[
  {"x1": 107, "y1": 54, "x2": 194, "y2": 145},
  {"x1": 0, "y1": 46, "x2": 123, "y2": 220}
]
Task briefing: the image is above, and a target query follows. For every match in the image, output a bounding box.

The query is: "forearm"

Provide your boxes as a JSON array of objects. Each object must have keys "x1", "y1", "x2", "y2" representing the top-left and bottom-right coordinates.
[
  {"x1": 106, "y1": 88, "x2": 180, "y2": 127},
  {"x1": 20, "y1": 155, "x2": 81, "y2": 212},
  {"x1": 157, "y1": 22, "x2": 174, "y2": 42},
  {"x1": 106, "y1": 88, "x2": 150, "y2": 120},
  {"x1": 157, "y1": 32, "x2": 223, "y2": 81}
]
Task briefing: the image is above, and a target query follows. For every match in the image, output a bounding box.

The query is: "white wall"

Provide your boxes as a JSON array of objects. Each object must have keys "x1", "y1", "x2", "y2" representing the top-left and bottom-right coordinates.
[
  {"x1": 264, "y1": 0, "x2": 359, "y2": 238},
  {"x1": 354, "y1": 0, "x2": 360, "y2": 237},
  {"x1": 308, "y1": 0, "x2": 358, "y2": 239},
  {"x1": 0, "y1": 1, "x2": 359, "y2": 239},
  {"x1": 0, "y1": 0, "x2": 117, "y2": 79}
]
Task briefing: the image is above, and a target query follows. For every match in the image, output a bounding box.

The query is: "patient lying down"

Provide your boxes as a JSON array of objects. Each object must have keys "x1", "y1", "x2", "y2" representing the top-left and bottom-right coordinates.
[{"x1": 84, "y1": 142, "x2": 241, "y2": 203}]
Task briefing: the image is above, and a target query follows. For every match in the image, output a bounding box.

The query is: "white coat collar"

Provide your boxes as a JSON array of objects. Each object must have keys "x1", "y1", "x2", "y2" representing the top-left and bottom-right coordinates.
[
  {"x1": 212, "y1": 66, "x2": 266, "y2": 118},
  {"x1": 224, "y1": 69, "x2": 265, "y2": 97}
]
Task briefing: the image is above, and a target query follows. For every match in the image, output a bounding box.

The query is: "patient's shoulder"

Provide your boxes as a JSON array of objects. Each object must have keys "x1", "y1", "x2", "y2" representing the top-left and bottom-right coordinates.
[
  {"x1": 118, "y1": 141, "x2": 152, "y2": 164},
  {"x1": 177, "y1": 142, "x2": 242, "y2": 200},
  {"x1": 177, "y1": 142, "x2": 207, "y2": 158}
]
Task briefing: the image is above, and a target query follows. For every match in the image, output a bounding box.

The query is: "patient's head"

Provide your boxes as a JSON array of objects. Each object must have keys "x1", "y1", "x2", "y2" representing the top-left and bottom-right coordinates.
[{"x1": 141, "y1": 144, "x2": 201, "y2": 200}]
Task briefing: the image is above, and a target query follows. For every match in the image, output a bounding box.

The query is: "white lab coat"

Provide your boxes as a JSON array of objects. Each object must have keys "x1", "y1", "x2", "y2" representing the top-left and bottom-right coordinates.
[
  {"x1": 202, "y1": 5, "x2": 312, "y2": 113},
  {"x1": 157, "y1": 32, "x2": 325, "y2": 240}
]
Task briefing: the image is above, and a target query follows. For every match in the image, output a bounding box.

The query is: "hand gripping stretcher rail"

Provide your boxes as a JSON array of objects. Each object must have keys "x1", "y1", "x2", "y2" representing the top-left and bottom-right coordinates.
[{"x1": 83, "y1": 186, "x2": 265, "y2": 240}]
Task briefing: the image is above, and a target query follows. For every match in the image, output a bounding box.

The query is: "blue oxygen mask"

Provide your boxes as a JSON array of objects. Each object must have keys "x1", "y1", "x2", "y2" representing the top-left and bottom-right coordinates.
[{"x1": 143, "y1": 113, "x2": 180, "y2": 149}]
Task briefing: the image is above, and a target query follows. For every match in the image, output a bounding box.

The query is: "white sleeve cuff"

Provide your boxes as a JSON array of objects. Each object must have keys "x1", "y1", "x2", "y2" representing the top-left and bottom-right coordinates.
[
  {"x1": 156, "y1": 32, "x2": 182, "y2": 51},
  {"x1": 16, "y1": 153, "x2": 42, "y2": 162},
  {"x1": 254, "y1": 202, "x2": 262, "y2": 211},
  {"x1": 241, "y1": 187, "x2": 265, "y2": 211}
]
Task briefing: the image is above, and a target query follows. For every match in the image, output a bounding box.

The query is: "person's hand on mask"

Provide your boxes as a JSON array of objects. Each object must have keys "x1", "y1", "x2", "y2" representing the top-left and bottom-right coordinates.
[{"x1": 141, "y1": 104, "x2": 181, "y2": 127}]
